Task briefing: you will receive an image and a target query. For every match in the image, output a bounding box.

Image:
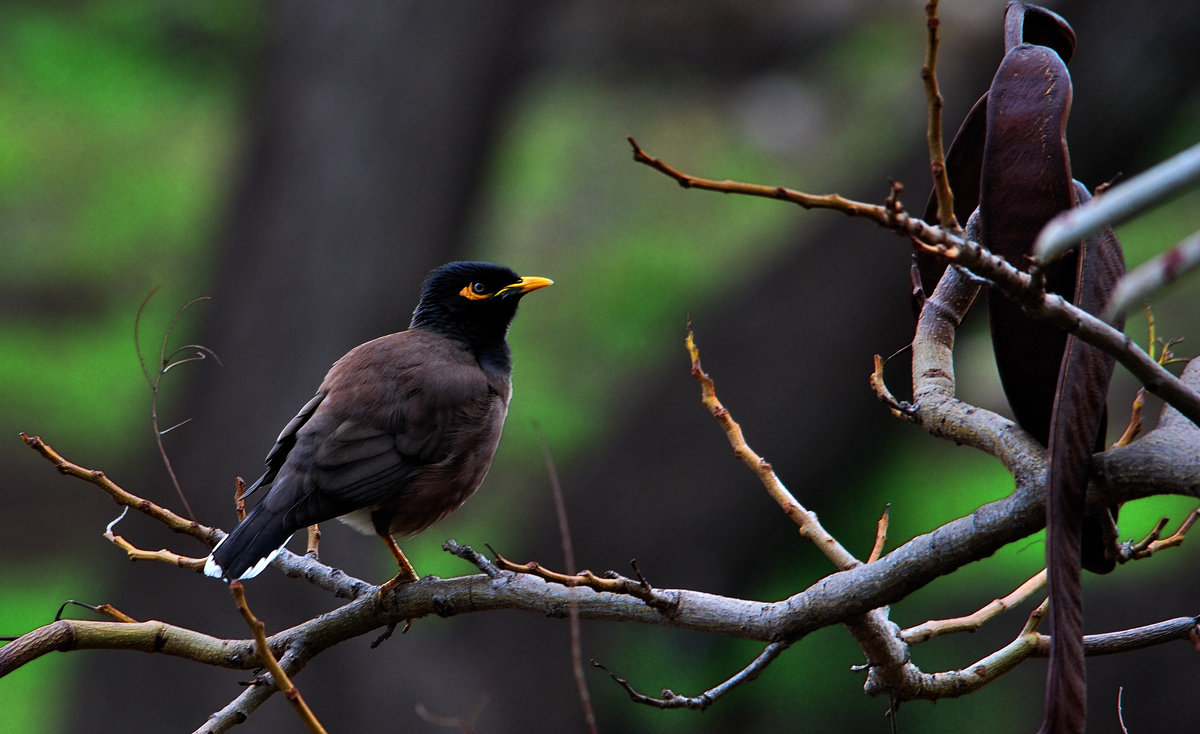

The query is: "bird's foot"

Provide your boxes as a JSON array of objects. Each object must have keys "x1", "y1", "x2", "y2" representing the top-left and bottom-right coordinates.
[
  {"x1": 369, "y1": 619, "x2": 411, "y2": 648},
  {"x1": 375, "y1": 574, "x2": 417, "y2": 644},
  {"x1": 378, "y1": 571, "x2": 417, "y2": 598}
]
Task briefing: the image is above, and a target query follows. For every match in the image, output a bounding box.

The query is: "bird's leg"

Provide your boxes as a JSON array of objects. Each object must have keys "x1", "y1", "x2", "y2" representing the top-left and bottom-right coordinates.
[
  {"x1": 378, "y1": 533, "x2": 419, "y2": 596},
  {"x1": 305, "y1": 524, "x2": 321, "y2": 559}
]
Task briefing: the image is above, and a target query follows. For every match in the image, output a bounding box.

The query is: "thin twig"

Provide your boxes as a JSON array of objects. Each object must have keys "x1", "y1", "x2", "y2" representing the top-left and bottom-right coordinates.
[
  {"x1": 538, "y1": 428, "x2": 598, "y2": 734},
  {"x1": 921, "y1": 0, "x2": 960, "y2": 234},
  {"x1": 1122, "y1": 508, "x2": 1200, "y2": 561},
  {"x1": 685, "y1": 325, "x2": 861, "y2": 570},
  {"x1": 593, "y1": 641, "x2": 790, "y2": 710},
  {"x1": 687, "y1": 325, "x2": 913, "y2": 699},
  {"x1": 104, "y1": 507, "x2": 207, "y2": 570},
  {"x1": 54, "y1": 600, "x2": 138, "y2": 624},
  {"x1": 134, "y1": 290, "x2": 220, "y2": 521},
  {"x1": 901, "y1": 570, "x2": 1047, "y2": 644},
  {"x1": 629, "y1": 136, "x2": 886, "y2": 218},
  {"x1": 19, "y1": 433, "x2": 216, "y2": 544},
  {"x1": 872, "y1": 354, "x2": 918, "y2": 422},
  {"x1": 868, "y1": 505, "x2": 891, "y2": 564},
  {"x1": 490, "y1": 552, "x2": 676, "y2": 615},
  {"x1": 229, "y1": 582, "x2": 327, "y2": 734},
  {"x1": 1114, "y1": 387, "x2": 1146, "y2": 448}
]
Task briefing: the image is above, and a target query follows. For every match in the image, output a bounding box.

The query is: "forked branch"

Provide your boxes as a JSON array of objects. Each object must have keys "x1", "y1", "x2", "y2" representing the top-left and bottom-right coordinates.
[{"x1": 628, "y1": 137, "x2": 1200, "y2": 429}]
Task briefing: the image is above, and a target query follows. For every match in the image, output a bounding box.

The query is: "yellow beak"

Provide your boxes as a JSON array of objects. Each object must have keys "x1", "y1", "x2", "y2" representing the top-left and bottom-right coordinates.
[{"x1": 500, "y1": 276, "x2": 554, "y2": 296}]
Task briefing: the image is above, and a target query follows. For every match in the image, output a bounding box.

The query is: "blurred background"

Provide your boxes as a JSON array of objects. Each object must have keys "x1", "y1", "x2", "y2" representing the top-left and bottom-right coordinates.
[{"x1": 2, "y1": 1, "x2": 1198, "y2": 731}]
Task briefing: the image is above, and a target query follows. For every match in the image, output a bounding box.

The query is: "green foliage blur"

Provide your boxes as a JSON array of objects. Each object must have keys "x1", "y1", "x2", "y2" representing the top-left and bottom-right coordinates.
[
  {"x1": 0, "y1": 2, "x2": 262, "y2": 727},
  {"x1": 0, "y1": 1, "x2": 260, "y2": 457}
]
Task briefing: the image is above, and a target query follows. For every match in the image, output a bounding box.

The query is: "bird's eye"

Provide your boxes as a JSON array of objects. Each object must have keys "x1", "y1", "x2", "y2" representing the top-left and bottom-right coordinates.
[{"x1": 459, "y1": 281, "x2": 492, "y2": 300}]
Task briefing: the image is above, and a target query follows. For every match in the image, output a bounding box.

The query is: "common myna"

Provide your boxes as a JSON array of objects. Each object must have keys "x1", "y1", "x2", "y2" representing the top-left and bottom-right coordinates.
[{"x1": 203, "y1": 261, "x2": 551, "y2": 583}]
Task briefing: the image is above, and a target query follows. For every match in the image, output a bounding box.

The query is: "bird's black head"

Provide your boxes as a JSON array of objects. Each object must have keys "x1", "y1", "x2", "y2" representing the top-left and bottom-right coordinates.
[{"x1": 409, "y1": 262, "x2": 552, "y2": 358}]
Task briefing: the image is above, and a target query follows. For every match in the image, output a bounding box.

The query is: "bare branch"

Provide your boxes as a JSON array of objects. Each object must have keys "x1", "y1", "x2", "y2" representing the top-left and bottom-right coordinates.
[
  {"x1": 1121, "y1": 508, "x2": 1200, "y2": 561},
  {"x1": 594, "y1": 641, "x2": 790, "y2": 710},
  {"x1": 0, "y1": 618, "x2": 251, "y2": 678},
  {"x1": 685, "y1": 326, "x2": 861, "y2": 570},
  {"x1": 133, "y1": 290, "x2": 219, "y2": 521},
  {"x1": 900, "y1": 217, "x2": 1200, "y2": 429},
  {"x1": 878, "y1": 608, "x2": 1200, "y2": 703},
  {"x1": 230, "y1": 582, "x2": 327, "y2": 734},
  {"x1": 921, "y1": 0, "x2": 960, "y2": 234},
  {"x1": 868, "y1": 505, "x2": 891, "y2": 564},
  {"x1": 687, "y1": 326, "x2": 913, "y2": 702},
  {"x1": 1093, "y1": 357, "x2": 1200, "y2": 504},
  {"x1": 627, "y1": 136, "x2": 888, "y2": 219},
  {"x1": 19, "y1": 433, "x2": 216, "y2": 544},
  {"x1": 901, "y1": 570, "x2": 1047, "y2": 644},
  {"x1": 55, "y1": 599, "x2": 138, "y2": 625},
  {"x1": 1105, "y1": 230, "x2": 1200, "y2": 321},
  {"x1": 628, "y1": 140, "x2": 1200, "y2": 427},
  {"x1": 8, "y1": 423, "x2": 1197, "y2": 726},
  {"x1": 196, "y1": 647, "x2": 307, "y2": 734},
  {"x1": 1113, "y1": 387, "x2": 1146, "y2": 448},
  {"x1": 442, "y1": 539, "x2": 501, "y2": 579},
  {"x1": 490, "y1": 552, "x2": 676, "y2": 615},
  {"x1": 538, "y1": 430, "x2": 598, "y2": 734},
  {"x1": 1034, "y1": 140, "x2": 1200, "y2": 261},
  {"x1": 1079, "y1": 616, "x2": 1200, "y2": 656},
  {"x1": 906, "y1": 265, "x2": 1042, "y2": 478},
  {"x1": 12, "y1": 423, "x2": 1197, "y2": 678}
]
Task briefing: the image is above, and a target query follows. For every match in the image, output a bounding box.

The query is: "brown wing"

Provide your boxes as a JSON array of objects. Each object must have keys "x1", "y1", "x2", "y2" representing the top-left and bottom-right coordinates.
[{"x1": 261, "y1": 330, "x2": 511, "y2": 531}]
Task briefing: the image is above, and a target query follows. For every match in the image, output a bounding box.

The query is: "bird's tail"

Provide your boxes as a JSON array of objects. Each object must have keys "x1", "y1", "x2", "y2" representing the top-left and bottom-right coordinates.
[{"x1": 203, "y1": 503, "x2": 294, "y2": 582}]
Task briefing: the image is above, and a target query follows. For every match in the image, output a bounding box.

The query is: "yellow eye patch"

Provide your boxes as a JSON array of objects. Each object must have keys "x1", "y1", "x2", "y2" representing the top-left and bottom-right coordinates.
[{"x1": 458, "y1": 283, "x2": 492, "y2": 300}]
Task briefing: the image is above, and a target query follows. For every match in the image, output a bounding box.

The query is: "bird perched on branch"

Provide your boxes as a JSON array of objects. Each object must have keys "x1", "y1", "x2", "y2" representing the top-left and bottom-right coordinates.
[{"x1": 204, "y1": 261, "x2": 552, "y2": 586}]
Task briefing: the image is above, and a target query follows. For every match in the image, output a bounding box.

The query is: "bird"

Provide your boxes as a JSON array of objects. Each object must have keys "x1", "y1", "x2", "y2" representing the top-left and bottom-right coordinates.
[{"x1": 203, "y1": 261, "x2": 552, "y2": 585}]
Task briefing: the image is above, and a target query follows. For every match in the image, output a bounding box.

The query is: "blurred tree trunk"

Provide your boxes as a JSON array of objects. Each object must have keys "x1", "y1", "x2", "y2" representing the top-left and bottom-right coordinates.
[{"x1": 67, "y1": 1, "x2": 539, "y2": 731}]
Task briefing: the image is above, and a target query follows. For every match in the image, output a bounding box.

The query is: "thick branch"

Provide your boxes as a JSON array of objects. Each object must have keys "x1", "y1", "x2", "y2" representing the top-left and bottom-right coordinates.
[
  {"x1": 1034, "y1": 139, "x2": 1200, "y2": 261},
  {"x1": 1093, "y1": 357, "x2": 1200, "y2": 503},
  {"x1": 886, "y1": 612, "x2": 1200, "y2": 702},
  {"x1": 905, "y1": 264, "x2": 1043, "y2": 481},
  {"x1": 197, "y1": 647, "x2": 308, "y2": 734},
  {"x1": 1105, "y1": 230, "x2": 1200, "y2": 321},
  {"x1": 0, "y1": 619, "x2": 249, "y2": 677},
  {"x1": 894, "y1": 214, "x2": 1200, "y2": 430},
  {"x1": 7, "y1": 442, "x2": 1197, "y2": 715}
]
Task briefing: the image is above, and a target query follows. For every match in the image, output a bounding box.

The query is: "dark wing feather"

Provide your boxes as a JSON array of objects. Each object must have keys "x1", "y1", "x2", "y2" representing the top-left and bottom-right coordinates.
[
  {"x1": 208, "y1": 330, "x2": 510, "y2": 581},
  {"x1": 242, "y1": 390, "x2": 326, "y2": 499},
  {"x1": 265, "y1": 330, "x2": 508, "y2": 530}
]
